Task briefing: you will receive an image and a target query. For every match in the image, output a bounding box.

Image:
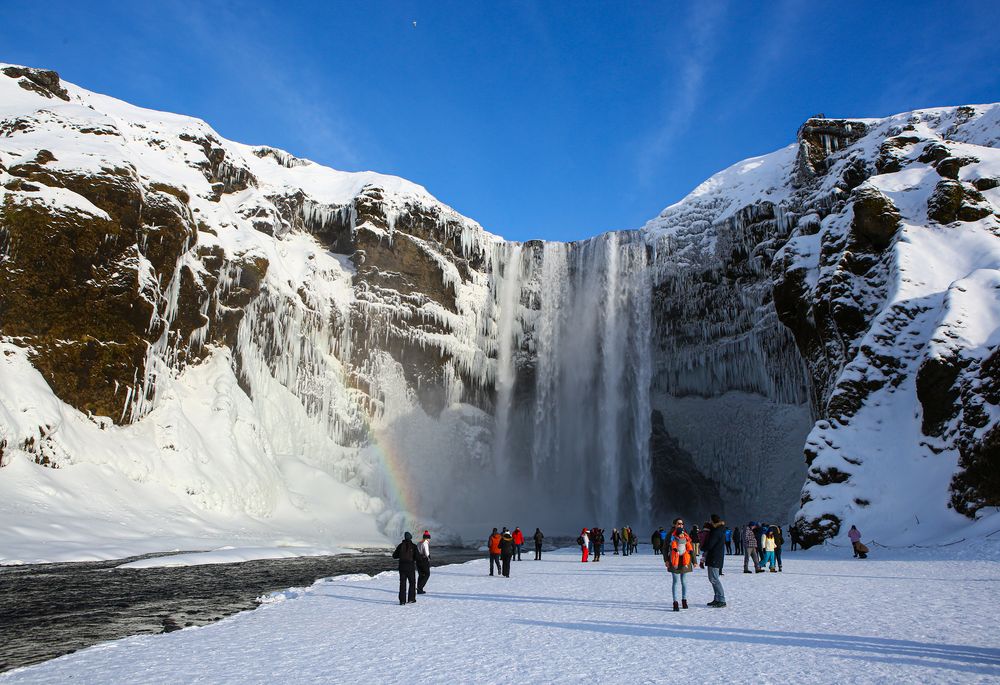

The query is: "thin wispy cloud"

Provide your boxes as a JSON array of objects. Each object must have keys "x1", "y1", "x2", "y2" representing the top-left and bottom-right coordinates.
[
  {"x1": 635, "y1": 0, "x2": 726, "y2": 186},
  {"x1": 162, "y1": 3, "x2": 365, "y2": 167}
]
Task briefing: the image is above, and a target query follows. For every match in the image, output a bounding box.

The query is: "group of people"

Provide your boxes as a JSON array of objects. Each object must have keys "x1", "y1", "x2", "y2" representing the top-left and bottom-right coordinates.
[
  {"x1": 390, "y1": 530, "x2": 432, "y2": 605},
  {"x1": 390, "y1": 516, "x2": 864, "y2": 610},
  {"x1": 487, "y1": 526, "x2": 545, "y2": 577}
]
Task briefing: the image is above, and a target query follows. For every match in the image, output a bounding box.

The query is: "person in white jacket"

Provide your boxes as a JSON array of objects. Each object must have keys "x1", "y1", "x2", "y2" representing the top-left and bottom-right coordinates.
[
  {"x1": 580, "y1": 529, "x2": 590, "y2": 563},
  {"x1": 416, "y1": 531, "x2": 432, "y2": 594}
]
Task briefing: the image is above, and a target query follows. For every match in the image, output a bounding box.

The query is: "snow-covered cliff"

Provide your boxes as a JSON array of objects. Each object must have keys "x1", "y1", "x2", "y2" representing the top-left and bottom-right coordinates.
[{"x1": 1, "y1": 65, "x2": 997, "y2": 561}]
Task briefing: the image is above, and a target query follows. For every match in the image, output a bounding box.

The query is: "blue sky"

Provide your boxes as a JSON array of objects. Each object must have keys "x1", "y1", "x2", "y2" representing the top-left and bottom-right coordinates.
[{"x1": 3, "y1": 1, "x2": 998, "y2": 241}]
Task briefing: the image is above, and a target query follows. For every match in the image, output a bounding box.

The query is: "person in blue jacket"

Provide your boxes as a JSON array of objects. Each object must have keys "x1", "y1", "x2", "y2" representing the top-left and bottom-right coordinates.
[{"x1": 724, "y1": 526, "x2": 733, "y2": 555}]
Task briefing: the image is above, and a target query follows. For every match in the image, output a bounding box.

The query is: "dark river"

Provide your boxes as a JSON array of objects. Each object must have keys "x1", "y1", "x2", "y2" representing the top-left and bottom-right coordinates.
[{"x1": 0, "y1": 548, "x2": 482, "y2": 673}]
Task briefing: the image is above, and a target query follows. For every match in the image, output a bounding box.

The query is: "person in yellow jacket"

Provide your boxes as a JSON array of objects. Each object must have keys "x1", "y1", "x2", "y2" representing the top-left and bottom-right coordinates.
[
  {"x1": 762, "y1": 530, "x2": 778, "y2": 572},
  {"x1": 663, "y1": 517, "x2": 694, "y2": 611}
]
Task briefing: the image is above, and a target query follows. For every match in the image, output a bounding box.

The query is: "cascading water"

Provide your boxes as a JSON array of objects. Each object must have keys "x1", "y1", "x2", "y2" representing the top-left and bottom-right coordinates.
[{"x1": 485, "y1": 232, "x2": 655, "y2": 529}]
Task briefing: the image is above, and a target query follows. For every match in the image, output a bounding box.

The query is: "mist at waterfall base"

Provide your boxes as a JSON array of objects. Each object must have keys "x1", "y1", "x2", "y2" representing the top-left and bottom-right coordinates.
[{"x1": 366, "y1": 233, "x2": 664, "y2": 539}]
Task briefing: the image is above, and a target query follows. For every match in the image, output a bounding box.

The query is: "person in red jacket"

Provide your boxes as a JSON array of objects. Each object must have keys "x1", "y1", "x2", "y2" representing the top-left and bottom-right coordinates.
[
  {"x1": 664, "y1": 518, "x2": 694, "y2": 611},
  {"x1": 580, "y1": 528, "x2": 590, "y2": 562},
  {"x1": 512, "y1": 527, "x2": 524, "y2": 561},
  {"x1": 487, "y1": 528, "x2": 502, "y2": 576}
]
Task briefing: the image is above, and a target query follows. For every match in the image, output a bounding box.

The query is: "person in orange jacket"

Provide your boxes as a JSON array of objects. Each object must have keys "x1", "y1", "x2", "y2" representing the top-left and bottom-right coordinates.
[
  {"x1": 487, "y1": 528, "x2": 502, "y2": 576},
  {"x1": 664, "y1": 517, "x2": 694, "y2": 611},
  {"x1": 512, "y1": 527, "x2": 525, "y2": 561}
]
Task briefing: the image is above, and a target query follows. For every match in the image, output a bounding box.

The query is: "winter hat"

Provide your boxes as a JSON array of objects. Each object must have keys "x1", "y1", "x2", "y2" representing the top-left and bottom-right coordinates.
[
  {"x1": 423, "y1": 531, "x2": 431, "y2": 539},
  {"x1": 404, "y1": 532, "x2": 412, "y2": 541}
]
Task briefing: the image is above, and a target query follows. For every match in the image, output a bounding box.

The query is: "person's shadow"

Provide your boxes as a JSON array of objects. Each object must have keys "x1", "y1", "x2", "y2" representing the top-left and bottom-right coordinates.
[{"x1": 512, "y1": 619, "x2": 1000, "y2": 676}]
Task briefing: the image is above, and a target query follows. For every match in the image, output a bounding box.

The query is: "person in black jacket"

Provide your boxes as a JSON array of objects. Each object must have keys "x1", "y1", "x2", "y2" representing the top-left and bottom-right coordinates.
[
  {"x1": 533, "y1": 528, "x2": 544, "y2": 560},
  {"x1": 700, "y1": 514, "x2": 726, "y2": 607},
  {"x1": 392, "y1": 532, "x2": 419, "y2": 605},
  {"x1": 499, "y1": 529, "x2": 514, "y2": 577}
]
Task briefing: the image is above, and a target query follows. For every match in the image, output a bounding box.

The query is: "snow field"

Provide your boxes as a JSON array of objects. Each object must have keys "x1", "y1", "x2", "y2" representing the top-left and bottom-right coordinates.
[{"x1": 4, "y1": 544, "x2": 1000, "y2": 684}]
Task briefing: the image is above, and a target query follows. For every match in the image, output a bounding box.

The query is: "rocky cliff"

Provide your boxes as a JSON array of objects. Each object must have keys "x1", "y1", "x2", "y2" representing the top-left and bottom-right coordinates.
[{"x1": 1, "y1": 65, "x2": 998, "y2": 554}]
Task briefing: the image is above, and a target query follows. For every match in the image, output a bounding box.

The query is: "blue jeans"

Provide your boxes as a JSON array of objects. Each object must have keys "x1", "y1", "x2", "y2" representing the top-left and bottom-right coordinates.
[
  {"x1": 707, "y1": 566, "x2": 725, "y2": 603},
  {"x1": 671, "y1": 572, "x2": 688, "y2": 602},
  {"x1": 763, "y1": 551, "x2": 776, "y2": 569}
]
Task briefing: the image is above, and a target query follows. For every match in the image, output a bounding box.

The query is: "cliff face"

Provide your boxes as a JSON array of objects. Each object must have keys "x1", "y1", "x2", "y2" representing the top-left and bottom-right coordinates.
[{"x1": 1, "y1": 65, "x2": 998, "y2": 552}]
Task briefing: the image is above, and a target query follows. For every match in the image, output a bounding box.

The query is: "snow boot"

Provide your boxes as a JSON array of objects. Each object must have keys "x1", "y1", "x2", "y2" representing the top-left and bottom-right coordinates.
[
  {"x1": 743, "y1": 569, "x2": 752, "y2": 574},
  {"x1": 682, "y1": 599, "x2": 688, "y2": 609},
  {"x1": 770, "y1": 568, "x2": 777, "y2": 573},
  {"x1": 712, "y1": 602, "x2": 727, "y2": 608},
  {"x1": 672, "y1": 601, "x2": 679, "y2": 612}
]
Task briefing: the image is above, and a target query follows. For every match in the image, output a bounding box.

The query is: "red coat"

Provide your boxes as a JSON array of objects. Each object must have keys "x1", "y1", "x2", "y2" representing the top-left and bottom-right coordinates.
[
  {"x1": 513, "y1": 530, "x2": 524, "y2": 545},
  {"x1": 488, "y1": 534, "x2": 502, "y2": 554}
]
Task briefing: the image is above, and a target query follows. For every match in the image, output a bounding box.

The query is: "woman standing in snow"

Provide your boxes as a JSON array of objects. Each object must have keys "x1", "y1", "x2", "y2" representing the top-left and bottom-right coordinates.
[
  {"x1": 580, "y1": 528, "x2": 590, "y2": 562},
  {"x1": 664, "y1": 518, "x2": 694, "y2": 611},
  {"x1": 771, "y1": 525, "x2": 784, "y2": 572},
  {"x1": 762, "y1": 530, "x2": 778, "y2": 572},
  {"x1": 488, "y1": 528, "x2": 502, "y2": 576},
  {"x1": 416, "y1": 531, "x2": 431, "y2": 594},
  {"x1": 848, "y1": 525, "x2": 866, "y2": 558}
]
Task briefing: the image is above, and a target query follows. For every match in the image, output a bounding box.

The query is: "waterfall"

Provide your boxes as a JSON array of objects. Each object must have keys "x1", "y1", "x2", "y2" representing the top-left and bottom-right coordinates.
[{"x1": 489, "y1": 232, "x2": 655, "y2": 528}]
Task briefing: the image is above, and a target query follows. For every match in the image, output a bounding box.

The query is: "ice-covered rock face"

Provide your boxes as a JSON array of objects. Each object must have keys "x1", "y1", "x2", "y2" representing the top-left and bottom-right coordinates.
[{"x1": 1, "y1": 64, "x2": 998, "y2": 548}]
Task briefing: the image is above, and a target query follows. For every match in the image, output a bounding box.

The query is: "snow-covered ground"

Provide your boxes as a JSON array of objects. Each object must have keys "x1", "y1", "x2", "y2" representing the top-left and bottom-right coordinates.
[{"x1": 5, "y1": 543, "x2": 999, "y2": 684}]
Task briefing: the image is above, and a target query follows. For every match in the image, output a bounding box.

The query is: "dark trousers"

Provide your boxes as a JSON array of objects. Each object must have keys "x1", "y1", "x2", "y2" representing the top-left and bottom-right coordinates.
[
  {"x1": 593, "y1": 544, "x2": 601, "y2": 561},
  {"x1": 398, "y1": 563, "x2": 416, "y2": 604},
  {"x1": 534, "y1": 543, "x2": 542, "y2": 560},
  {"x1": 490, "y1": 553, "x2": 501, "y2": 575},
  {"x1": 501, "y1": 554, "x2": 512, "y2": 577},
  {"x1": 775, "y1": 546, "x2": 783, "y2": 569},
  {"x1": 725, "y1": 541, "x2": 733, "y2": 555},
  {"x1": 622, "y1": 542, "x2": 629, "y2": 557},
  {"x1": 514, "y1": 544, "x2": 521, "y2": 561},
  {"x1": 417, "y1": 562, "x2": 430, "y2": 592},
  {"x1": 613, "y1": 541, "x2": 619, "y2": 554}
]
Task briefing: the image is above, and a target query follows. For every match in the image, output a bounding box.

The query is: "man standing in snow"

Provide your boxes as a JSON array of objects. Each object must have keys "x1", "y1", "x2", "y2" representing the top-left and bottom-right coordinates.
[
  {"x1": 701, "y1": 514, "x2": 727, "y2": 607},
  {"x1": 416, "y1": 531, "x2": 431, "y2": 594},
  {"x1": 488, "y1": 528, "x2": 502, "y2": 576},
  {"x1": 592, "y1": 528, "x2": 603, "y2": 562},
  {"x1": 611, "y1": 528, "x2": 620, "y2": 555},
  {"x1": 392, "y1": 532, "x2": 419, "y2": 605},
  {"x1": 512, "y1": 527, "x2": 524, "y2": 561},
  {"x1": 743, "y1": 522, "x2": 762, "y2": 573},
  {"x1": 724, "y1": 526, "x2": 733, "y2": 555},
  {"x1": 533, "y1": 527, "x2": 544, "y2": 559}
]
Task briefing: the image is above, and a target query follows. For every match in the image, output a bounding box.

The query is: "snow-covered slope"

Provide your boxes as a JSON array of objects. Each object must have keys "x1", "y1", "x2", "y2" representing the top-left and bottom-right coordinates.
[{"x1": 1, "y1": 64, "x2": 998, "y2": 561}]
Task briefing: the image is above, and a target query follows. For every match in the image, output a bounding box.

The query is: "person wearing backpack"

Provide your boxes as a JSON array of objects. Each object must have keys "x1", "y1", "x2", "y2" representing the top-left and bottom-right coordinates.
[
  {"x1": 391, "y1": 532, "x2": 419, "y2": 605},
  {"x1": 488, "y1": 528, "x2": 502, "y2": 576},
  {"x1": 533, "y1": 528, "x2": 544, "y2": 560}
]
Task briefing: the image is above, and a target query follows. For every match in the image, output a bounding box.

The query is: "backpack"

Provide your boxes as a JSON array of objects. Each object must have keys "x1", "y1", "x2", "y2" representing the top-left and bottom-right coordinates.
[{"x1": 577, "y1": 535, "x2": 584, "y2": 546}]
